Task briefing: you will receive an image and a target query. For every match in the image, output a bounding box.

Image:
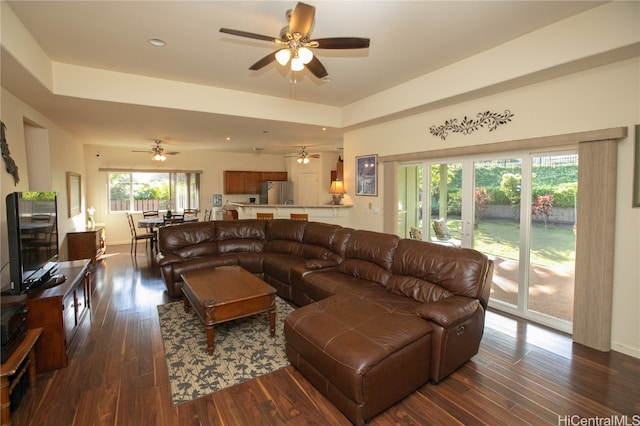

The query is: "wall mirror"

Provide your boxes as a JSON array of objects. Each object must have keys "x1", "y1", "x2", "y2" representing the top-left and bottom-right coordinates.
[{"x1": 67, "y1": 171, "x2": 81, "y2": 217}]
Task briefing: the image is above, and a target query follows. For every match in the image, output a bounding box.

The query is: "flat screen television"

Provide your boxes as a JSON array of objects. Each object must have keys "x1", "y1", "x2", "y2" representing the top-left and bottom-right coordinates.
[{"x1": 4, "y1": 191, "x2": 62, "y2": 294}]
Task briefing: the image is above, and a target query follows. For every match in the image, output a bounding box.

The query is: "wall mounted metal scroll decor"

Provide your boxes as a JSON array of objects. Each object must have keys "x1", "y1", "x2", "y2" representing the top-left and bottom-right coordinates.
[
  {"x1": 429, "y1": 109, "x2": 514, "y2": 140},
  {"x1": 1, "y1": 121, "x2": 20, "y2": 185}
]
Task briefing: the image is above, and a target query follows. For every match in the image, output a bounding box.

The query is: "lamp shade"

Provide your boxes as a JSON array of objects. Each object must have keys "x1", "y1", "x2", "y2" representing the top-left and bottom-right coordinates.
[
  {"x1": 290, "y1": 56, "x2": 304, "y2": 72},
  {"x1": 275, "y1": 48, "x2": 291, "y2": 66},
  {"x1": 298, "y1": 47, "x2": 313, "y2": 64},
  {"x1": 329, "y1": 180, "x2": 345, "y2": 194}
]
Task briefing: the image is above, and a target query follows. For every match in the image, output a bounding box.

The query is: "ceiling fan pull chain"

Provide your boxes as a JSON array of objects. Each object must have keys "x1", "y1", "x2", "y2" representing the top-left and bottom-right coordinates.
[{"x1": 290, "y1": 75, "x2": 297, "y2": 99}]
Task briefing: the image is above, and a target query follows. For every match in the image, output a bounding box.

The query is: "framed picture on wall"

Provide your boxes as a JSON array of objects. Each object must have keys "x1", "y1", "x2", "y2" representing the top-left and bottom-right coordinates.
[
  {"x1": 67, "y1": 171, "x2": 81, "y2": 217},
  {"x1": 355, "y1": 154, "x2": 378, "y2": 196},
  {"x1": 634, "y1": 124, "x2": 640, "y2": 208}
]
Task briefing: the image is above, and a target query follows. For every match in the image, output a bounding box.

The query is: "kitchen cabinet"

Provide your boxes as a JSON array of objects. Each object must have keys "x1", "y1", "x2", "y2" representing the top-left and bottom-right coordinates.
[
  {"x1": 224, "y1": 171, "x2": 288, "y2": 194},
  {"x1": 331, "y1": 159, "x2": 344, "y2": 185},
  {"x1": 261, "y1": 171, "x2": 288, "y2": 182},
  {"x1": 244, "y1": 171, "x2": 263, "y2": 194}
]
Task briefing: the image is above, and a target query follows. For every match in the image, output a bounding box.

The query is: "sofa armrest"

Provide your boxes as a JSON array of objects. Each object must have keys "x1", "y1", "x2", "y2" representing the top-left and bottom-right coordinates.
[
  {"x1": 156, "y1": 252, "x2": 182, "y2": 267},
  {"x1": 304, "y1": 258, "x2": 339, "y2": 270},
  {"x1": 414, "y1": 296, "x2": 480, "y2": 327}
]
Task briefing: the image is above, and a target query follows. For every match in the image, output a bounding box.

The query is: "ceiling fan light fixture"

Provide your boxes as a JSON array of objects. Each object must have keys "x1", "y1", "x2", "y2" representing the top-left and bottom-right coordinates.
[
  {"x1": 275, "y1": 48, "x2": 291, "y2": 66},
  {"x1": 153, "y1": 153, "x2": 166, "y2": 161},
  {"x1": 290, "y1": 56, "x2": 304, "y2": 72},
  {"x1": 298, "y1": 47, "x2": 313, "y2": 64}
]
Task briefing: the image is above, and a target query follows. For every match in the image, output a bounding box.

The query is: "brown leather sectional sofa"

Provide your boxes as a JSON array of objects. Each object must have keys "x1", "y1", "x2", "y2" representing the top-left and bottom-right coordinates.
[{"x1": 156, "y1": 219, "x2": 493, "y2": 425}]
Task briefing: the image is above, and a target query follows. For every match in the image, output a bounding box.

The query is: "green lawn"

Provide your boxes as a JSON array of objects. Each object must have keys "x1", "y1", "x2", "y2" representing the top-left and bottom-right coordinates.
[{"x1": 447, "y1": 219, "x2": 576, "y2": 269}]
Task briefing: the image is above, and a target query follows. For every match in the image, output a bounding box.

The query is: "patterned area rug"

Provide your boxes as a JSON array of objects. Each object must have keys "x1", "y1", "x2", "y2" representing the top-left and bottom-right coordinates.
[{"x1": 157, "y1": 297, "x2": 294, "y2": 404}]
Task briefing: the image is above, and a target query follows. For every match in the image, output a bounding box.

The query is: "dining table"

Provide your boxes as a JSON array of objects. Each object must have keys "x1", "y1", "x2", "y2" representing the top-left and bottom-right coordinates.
[{"x1": 137, "y1": 215, "x2": 198, "y2": 230}]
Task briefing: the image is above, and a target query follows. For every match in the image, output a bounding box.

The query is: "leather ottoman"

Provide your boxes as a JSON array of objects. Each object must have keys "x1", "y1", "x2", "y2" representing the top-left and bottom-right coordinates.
[{"x1": 284, "y1": 294, "x2": 433, "y2": 425}]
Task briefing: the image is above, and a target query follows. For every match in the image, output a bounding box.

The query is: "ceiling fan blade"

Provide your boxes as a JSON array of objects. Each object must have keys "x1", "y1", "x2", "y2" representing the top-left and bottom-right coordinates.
[
  {"x1": 219, "y1": 28, "x2": 277, "y2": 43},
  {"x1": 249, "y1": 51, "x2": 278, "y2": 70},
  {"x1": 313, "y1": 37, "x2": 370, "y2": 49},
  {"x1": 306, "y1": 56, "x2": 328, "y2": 79},
  {"x1": 132, "y1": 150, "x2": 152, "y2": 153},
  {"x1": 164, "y1": 152, "x2": 180, "y2": 155},
  {"x1": 289, "y1": 2, "x2": 315, "y2": 38}
]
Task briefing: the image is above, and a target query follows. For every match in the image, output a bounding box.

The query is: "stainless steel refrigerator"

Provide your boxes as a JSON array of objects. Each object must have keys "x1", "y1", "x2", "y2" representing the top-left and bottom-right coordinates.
[{"x1": 260, "y1": 181, "x2": 294, "y2": 204}]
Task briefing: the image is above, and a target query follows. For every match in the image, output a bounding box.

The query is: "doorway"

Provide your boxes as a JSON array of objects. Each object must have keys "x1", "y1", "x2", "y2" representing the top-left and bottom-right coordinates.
[{"x1": 398, "y1": 151, "x2": 578, "y2": 332}]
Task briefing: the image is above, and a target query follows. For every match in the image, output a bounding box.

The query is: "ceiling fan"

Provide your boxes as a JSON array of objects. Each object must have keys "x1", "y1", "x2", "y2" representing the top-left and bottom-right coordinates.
[
  {"x1": 286, "y1": 146, "x2": 320, "y2": 164},
  {"x1": 132, "y1": 140, "x2": 180, "y2": 162},
  {"x1": 219, "y1": 2, "x2": 370, "y2": 79}
]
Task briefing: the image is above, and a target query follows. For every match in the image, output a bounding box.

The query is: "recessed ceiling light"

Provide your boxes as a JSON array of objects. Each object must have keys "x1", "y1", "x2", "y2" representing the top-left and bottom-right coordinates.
[
  {"x1": 321, "y1": 77, "x2": 332, "y2": 83},
  {"x1": 226, "y1": 137, "x2": 231, "y2": 141},
  {"x1": 148, "y1": 38, "x2": 166, "y2": 47}
]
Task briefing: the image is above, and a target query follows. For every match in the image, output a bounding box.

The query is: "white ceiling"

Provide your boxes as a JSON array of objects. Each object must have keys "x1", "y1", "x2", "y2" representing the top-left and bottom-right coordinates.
[{"x1": 1, "y1": 1, "x2": 605, "y2": 155}]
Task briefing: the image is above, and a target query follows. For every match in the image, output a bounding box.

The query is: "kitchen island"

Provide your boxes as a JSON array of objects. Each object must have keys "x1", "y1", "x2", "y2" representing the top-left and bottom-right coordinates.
[{"x1": 226, "y1": 203, "x2": 352, "y2": 225}]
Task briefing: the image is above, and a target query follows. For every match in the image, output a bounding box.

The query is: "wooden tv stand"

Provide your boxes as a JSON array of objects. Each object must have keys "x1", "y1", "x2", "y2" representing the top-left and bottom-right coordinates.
[{"x1": 0, "y1": 260, "x2": 92, "y2": 373}]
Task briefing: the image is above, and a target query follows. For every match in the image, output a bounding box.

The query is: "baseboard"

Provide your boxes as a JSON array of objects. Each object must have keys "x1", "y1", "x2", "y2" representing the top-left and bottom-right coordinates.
[{"x1": 611, "y1": 342, "x2": 640, "y2": 359}]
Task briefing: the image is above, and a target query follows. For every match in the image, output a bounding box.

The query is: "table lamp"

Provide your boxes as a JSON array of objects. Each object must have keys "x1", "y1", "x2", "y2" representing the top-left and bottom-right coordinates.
[{"x1": 329, "y1": 180, "x2": 345, "y2": 205}]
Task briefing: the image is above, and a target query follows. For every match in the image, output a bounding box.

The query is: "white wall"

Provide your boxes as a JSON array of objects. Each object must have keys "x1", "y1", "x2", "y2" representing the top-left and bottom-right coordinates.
[
  {"x1": 1, "y1": 88, "x2": 89, "y2": 285},
  {"x1": 342, "y1": 58, "x2": 640, "y2": 358}
]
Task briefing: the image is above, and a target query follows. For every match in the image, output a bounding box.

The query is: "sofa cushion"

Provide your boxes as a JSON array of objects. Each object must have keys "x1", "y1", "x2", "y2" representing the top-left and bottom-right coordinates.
[
  {"x1": 391, "y1": 239, "x2": 490, "y2": 301},
  {"x1": 338, "y1": 259, "x2": 392, "y2": 287},
  {"x1": 158, "y1": 221, "x2": 217, "y2": 257},
  {"x1": 216, "y1": 219, "x2": 266, "y2": 254},
  {"x1": 386, "y1": 276, "x2": 452, "y2": 304},
  {"x1": 265, "y1": 219, "x2": 306, "y2": 256},
  {"x1": 266, "y1": 219, "x2": 306, "y2": 241},
  {"x1": 344, "y1": 230, "x2": 399, "y2": 271},
  {"x1": 302, "y1": 269, "x2": 390, "y2": 301},
  {"x1": 262, "y1": 252, "x2": 306, "y2": 285}
]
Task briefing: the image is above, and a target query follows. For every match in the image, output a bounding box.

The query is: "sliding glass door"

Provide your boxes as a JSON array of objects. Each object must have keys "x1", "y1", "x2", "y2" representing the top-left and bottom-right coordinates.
[
  {"x1": 398, "y1": 150, "x2": 577, "y2": 332},
  {"x1": 472, "y1": 158, "x2": 522, "y2": 311}
]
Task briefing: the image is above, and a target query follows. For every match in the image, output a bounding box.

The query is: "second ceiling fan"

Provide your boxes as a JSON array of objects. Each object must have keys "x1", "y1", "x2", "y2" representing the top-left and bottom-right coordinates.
[
  {"x1": 285, "y1": 146, "x2": 320, "y2": 164},
  {"x1": 132, "y1": 140, "x2": 180, "y2": 162},
  {"x1": 220, "y1": 2, "x2": 370, "y2": 79}
]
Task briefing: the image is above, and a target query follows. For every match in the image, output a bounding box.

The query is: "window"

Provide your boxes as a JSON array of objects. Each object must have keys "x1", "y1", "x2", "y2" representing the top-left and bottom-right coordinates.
[
  {"x1": 108, "y1": 171, "x2": 200, "y2": 213},
  {"x1": 398, "y1": 151, "x2": 578, "y2": 333}
]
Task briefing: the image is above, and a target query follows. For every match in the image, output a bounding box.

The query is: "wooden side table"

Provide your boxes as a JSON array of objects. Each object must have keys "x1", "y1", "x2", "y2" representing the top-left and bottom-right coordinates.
[{"x1": 0, "y1": 328, "x2": 43, "y2": 426}]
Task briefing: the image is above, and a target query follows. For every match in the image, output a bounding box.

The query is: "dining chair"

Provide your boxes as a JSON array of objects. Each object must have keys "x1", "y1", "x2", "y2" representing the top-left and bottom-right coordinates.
[
  {"x1": 203, "y1": 209, "x2": 212, "y2": 221},
  {"x1": 290, "y1": 213, "x2": 308, "y2": 221},
  {"x1": 163, "y1": 214, "x2": 185, "y2": 225},
  {"x1": 126, "y1": 212, "x2": 155, "y2": 256},
  {"x1": 256, "y1": 213, "x2": 274, "y2": 220},
  {"x1": 142, "y1": 210, "x2": 159, "y2": 233},
  {"x1": 183, "y1": 209, "x2": 197, "y2": 217}
]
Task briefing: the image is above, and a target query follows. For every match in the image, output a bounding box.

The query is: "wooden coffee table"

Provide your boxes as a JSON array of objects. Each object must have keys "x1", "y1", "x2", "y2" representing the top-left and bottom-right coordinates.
[{"x1": 181, "y1": 266, "x2": 277, "y2": 356}]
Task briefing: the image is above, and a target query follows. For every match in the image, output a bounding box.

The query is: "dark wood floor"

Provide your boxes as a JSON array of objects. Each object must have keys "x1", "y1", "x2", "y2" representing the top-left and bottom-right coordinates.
[{"x1": 9, "y1": 244, "x2": 640, "y2": 425}]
